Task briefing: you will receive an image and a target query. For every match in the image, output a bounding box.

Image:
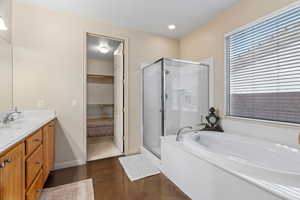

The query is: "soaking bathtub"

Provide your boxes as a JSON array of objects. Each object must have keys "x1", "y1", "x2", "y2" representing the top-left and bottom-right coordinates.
[{"x1": 161, "y1": 131, "x2": 300, "y2": 200}]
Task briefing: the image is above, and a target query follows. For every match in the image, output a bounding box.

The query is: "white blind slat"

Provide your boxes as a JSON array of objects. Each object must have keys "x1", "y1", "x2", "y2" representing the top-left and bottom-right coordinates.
[
  {"x1": 230, "y1": 8, "x2": 300, "y2": 41},
  {"x1": 230, "y1": 23, "x2": 300, "y2": 55}
]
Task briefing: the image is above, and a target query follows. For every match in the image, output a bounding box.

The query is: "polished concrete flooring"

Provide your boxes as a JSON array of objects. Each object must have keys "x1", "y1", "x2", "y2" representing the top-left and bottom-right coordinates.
[
  {"x1": 87, "y1": 136, "x2": 122, "y2": 161},
  {"x1": 45, "y1": 157, "x2": 190, "y2": 200}
]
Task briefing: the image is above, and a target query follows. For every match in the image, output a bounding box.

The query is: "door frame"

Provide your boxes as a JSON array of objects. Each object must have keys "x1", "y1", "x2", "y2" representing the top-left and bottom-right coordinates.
[
  {"x1": 139, "y1": 62, "x2": 150, "y2": 151},
  {"x1": 83, "y1": 32, "x2": 129, "y2": 163},
  {"x1": 199, "y1": 57, "x2": 214, "y2": 108}
]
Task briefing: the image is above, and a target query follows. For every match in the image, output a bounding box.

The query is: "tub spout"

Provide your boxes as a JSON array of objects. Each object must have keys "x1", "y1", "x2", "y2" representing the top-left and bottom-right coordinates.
[{"x1": 176, "y1": 126, "x2": 193, "y2": 142}]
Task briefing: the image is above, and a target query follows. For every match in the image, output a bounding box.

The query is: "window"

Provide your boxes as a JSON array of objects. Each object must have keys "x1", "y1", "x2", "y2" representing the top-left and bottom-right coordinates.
[{"x1": 225, "y1": 5, "x2": 300, "y2": 124}]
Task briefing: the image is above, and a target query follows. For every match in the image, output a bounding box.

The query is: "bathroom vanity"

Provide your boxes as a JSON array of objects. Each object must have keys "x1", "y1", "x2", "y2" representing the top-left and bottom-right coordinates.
[{"x1": 0, "y1": 111, "x2": 56, "y2": 200}]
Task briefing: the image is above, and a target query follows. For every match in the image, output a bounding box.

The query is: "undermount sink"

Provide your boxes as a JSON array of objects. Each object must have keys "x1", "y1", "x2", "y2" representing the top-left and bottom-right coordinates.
[
  {"x1": 0, "y1": 122, "x2": 25, "y2": 130},
  {"x1": 0, "y1": 110, "x2": 56, "y2": 153},
  {"x1": 0, "y1": 111, "x2": 50, "y2": 132},
  {"x1": 0, "y1": 114, "x2": 26, "y2": 129}
]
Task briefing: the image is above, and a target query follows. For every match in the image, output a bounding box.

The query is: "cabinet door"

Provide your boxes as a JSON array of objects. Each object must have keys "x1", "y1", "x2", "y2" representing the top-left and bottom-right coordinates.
[
  {"x1": 0, "y1": 143, "x2": 25, "y2": 200},
  {"x1": 48, "y1": 122, "x2": 55, "y2": 171},
  {"x1": 43, "y1": 121, "x2": 55, "y2": 181},
  {"x1": 26, "y1": 170, "x2": 44, "y2": 200}
]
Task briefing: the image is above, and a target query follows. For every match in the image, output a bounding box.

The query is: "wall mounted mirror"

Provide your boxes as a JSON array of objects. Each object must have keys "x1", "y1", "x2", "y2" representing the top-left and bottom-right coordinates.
[
  {"x1": 0, "y1": 37, "x2": 12, "y2": 112},
  {"x1": 0, "y1": 0, "x2": 13, "y2": 112},
  {"x1": 0, "y1": 0, "x2": 12, "y2": 42}
]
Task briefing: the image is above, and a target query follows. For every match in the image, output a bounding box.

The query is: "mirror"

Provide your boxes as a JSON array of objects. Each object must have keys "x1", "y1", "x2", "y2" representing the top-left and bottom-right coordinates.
[
  {"x1": 0, "y1": 0, "x2": 12, "y2": 42},
  {"x1": 0, "y1": 0, "x2": 13, "y2": 112},
  {"x1": 0, "y1": 37, "x2": 12, "y2": 112}
]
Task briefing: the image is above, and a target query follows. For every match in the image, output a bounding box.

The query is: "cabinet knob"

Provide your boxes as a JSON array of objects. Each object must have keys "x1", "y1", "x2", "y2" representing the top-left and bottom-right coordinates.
[
  {"x1": 34, "y1": 139, "x2": 42, "y2": 142},
  {"x1": 0, "y1": 162, "x2": 5, "y2": 168},
  {"x1": 35, "y1": 161, "x2": 41, "y2": 165},
  {"x1": 4, "y1": 158, "x2": 12, "y2": 163}
]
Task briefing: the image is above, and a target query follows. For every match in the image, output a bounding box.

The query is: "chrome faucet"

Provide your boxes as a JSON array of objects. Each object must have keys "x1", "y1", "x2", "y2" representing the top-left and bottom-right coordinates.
[
  {"x1": 1, "y1": 107, "x2": 21, "y2": 125},
  {"x1": 176, "y1": 126, "x2": 193, "y2": 142}
]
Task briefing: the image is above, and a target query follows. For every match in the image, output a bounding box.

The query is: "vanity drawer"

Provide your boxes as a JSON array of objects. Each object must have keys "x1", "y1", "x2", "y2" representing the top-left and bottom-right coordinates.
[
  {"x1": 26, "y1": 129, "x2": 43, "y2": 156},
  {"x1": 26, "y1": 169, "x2": 44, "y2": 200},
  {"x1": 26, "y1": 145, "x2": 43, "y2": 188}
]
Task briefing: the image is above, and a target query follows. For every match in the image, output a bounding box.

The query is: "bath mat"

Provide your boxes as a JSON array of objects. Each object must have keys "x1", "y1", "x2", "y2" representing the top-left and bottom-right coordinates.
[
  {"x1": 40, "y1": 179, "x2": 94, "y2": 200},
  {"x1": 118, "y1": 154, "x2": 160, "y2": 181}
]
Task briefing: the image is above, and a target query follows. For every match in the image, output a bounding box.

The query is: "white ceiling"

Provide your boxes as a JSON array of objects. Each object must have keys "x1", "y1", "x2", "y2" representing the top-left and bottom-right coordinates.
[
  {"x1": 87, "y1": 35, "x2": 121, "y2": 60},
  {"x1": 17, "y1": 0, "x2": 240, "y2": 38}
]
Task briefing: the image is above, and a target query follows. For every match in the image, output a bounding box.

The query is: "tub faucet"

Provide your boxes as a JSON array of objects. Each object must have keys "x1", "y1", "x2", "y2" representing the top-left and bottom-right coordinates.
[{"x1": 176, "y1": 126, "x2": 193, "y2": 142}]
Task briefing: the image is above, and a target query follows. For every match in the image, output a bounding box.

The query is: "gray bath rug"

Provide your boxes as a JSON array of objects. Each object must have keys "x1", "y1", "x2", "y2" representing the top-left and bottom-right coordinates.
[
  {"x1": 118, "y1": 154, "x2": 160, "y2": 181},
  {"x1": 40, "y1": 179, "x2": 94, "y2": 200}
]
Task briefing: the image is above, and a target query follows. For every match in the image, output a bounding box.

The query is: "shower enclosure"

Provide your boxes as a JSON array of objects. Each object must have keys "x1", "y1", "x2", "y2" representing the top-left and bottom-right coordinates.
[{"x1": 142, "y1": 58, "x2": 209, "y2": 158}]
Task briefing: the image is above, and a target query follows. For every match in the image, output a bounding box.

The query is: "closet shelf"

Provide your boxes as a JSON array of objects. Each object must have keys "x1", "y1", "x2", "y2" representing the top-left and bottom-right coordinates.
[
  {"x1": 87, "y1": 103, "x2": 114, "y2": 106},
  {"x1": 87, "y1": 74, "x2": 114, "y2": 83}
]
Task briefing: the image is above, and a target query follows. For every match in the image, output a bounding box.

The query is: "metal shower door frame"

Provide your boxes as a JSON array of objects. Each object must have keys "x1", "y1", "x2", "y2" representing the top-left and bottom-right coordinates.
[
  {"x1": 142, "y1": 58, "x2": 164, "y2": 158},
  {"x1": 142, "y1": 58, "x2": 210, "y2": 158}
]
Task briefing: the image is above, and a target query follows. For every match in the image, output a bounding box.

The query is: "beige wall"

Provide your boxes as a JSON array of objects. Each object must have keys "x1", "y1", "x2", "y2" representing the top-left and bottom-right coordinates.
[
  {"x1": 87, "y1": 83, "x2": 114, "y2": 105},
  {"x1": 180, "y1": 0, "x2": 297, "y2": 116},
  {"x1": 12, "y1": 2, "x2": 179, "y2": 167},
  {"x1": 87, "y1": 59, "x2": 114, "y2": 76},
  {"x1": 87, "y1": 59, "x2": 114, "y2": 105}
]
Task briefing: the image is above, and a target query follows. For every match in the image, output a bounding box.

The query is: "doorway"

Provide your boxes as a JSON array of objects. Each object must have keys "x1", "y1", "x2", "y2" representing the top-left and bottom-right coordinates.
[{"x1": 85, "y1": 33, "x2": 124, "y2": 161}]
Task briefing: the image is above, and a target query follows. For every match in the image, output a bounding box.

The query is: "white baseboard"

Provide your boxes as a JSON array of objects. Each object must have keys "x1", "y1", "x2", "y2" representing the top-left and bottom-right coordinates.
[{"x1": 54, "y1": 159, "x2": 85, "y2": 170}]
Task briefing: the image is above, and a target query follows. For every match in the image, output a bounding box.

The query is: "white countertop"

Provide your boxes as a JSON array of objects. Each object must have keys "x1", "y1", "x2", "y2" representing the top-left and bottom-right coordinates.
[{"x1": 0, "y1": 110, "x2": 56, "y2": 153}]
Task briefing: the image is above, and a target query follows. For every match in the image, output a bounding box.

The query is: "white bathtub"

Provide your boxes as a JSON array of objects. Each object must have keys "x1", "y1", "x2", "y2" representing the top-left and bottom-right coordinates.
[{"x1": 161, "y1": 131, "x2": 300, "y2": 200}]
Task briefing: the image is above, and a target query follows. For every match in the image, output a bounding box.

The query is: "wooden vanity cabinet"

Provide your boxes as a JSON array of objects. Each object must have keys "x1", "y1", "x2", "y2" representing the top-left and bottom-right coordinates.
[
  {"x1": 0, "y1": 119, "x2": 55, "y2": 200},
  {"x1": 25, "y1": 129, "x2": 43, "y2": 156},
  {"x1": 0, "y1": 143, "x2": 25, "y2": 200},
  {"x1": 26, "y1": 145, "x2": 43, "y2": 188},
  {"x1": 26, "y1": 170, "x2": 44, "y2": 200},
  {"x1": 43, "y1": 121, "x2": 55, "y2": 182}
]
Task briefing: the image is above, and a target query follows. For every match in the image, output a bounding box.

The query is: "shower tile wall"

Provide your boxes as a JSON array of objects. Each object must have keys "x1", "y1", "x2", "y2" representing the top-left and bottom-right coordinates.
[{"x1": 164, "y1": 60, "x2": 209, "y2": 135}]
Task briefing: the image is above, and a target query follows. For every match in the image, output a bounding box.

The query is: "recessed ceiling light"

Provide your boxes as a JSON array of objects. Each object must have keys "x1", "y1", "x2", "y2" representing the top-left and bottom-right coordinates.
[
  {"x1": 98, "y1": 46, "x2": 109, "y2": 54},
  {"x1": 0, "y1": 17, "x2": 8, "y2": 31},
  {"x1": 168, "y1": 24, "x2": 176, "y2": 30}
]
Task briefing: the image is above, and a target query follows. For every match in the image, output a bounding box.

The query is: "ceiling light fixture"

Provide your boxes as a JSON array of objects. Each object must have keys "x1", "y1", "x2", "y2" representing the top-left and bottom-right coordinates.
[
  {"x1": 168, "y1": 24, "x2": 176, "y2": 30},
  {"x1": 98, "y1": 45, "x2": 109, "y2": 54},
  {"x1": 0, "y1": 17, "x2": 8, "y2": 31}
]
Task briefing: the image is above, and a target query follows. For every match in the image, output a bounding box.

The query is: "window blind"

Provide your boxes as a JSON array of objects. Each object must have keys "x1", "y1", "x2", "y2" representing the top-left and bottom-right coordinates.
[{"x1": 226, "y1": 6, "x2": 300, "y2": 124}]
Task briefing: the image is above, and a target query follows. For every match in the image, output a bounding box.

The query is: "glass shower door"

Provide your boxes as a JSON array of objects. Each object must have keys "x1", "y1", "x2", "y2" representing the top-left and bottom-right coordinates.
[{"x1": 143, "y1": 60, "x2": 163, "y2": 157}]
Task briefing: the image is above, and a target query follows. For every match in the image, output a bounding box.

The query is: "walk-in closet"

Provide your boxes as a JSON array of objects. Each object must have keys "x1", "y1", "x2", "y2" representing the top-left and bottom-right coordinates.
[{"x1": 86, "y1": 34, "x2": 124, "y2": 161}]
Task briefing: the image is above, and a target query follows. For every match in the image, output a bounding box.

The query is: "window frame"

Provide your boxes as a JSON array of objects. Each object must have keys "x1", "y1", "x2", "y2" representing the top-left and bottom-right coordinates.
[{"x1": 224, "y1": 1, "x2": 300, "y2": 127}]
